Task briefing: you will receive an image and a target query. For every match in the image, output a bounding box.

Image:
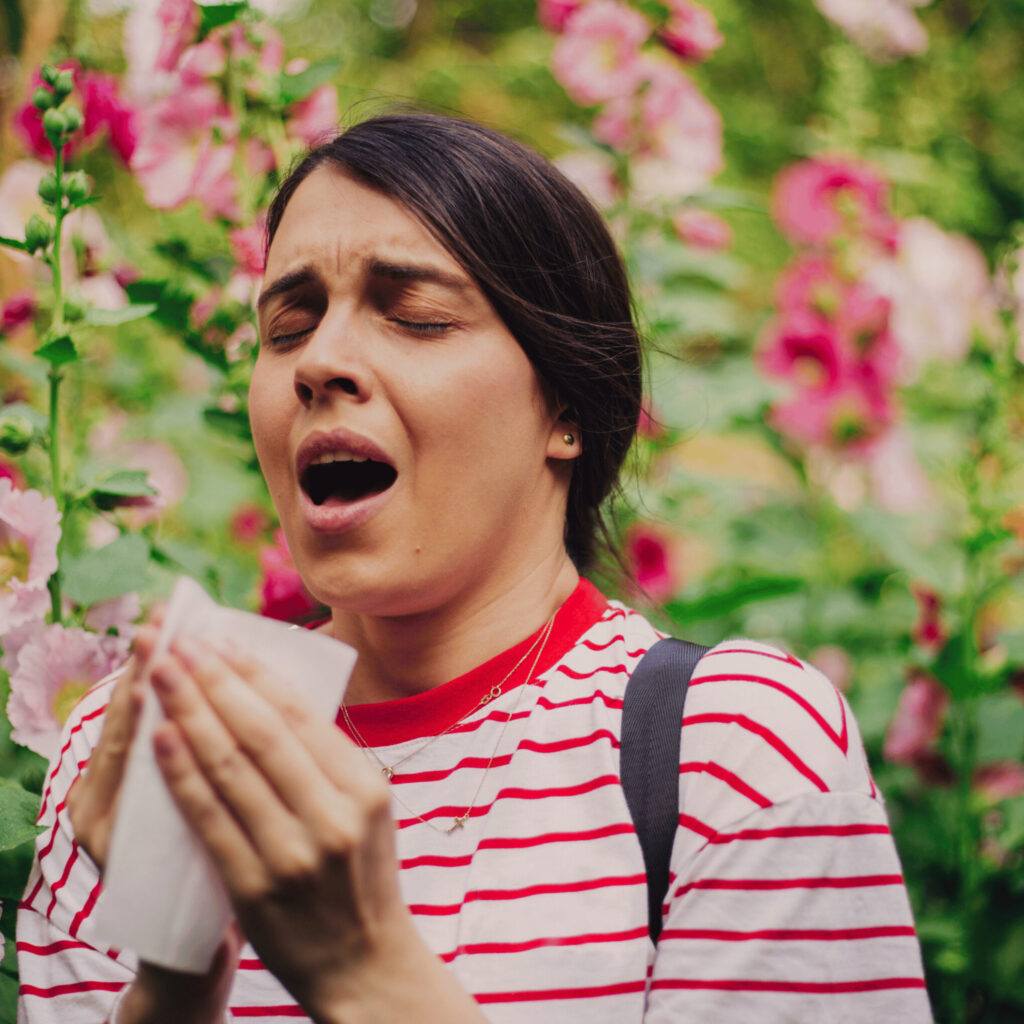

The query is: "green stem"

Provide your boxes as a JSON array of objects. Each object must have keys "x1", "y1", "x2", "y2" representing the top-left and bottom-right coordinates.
[{"x1": 46, "y1": 148, "x2": 67, "y2": 626}]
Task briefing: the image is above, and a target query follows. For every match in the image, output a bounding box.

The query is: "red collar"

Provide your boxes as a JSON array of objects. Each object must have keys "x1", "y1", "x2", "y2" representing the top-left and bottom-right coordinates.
[{"x1": 335, "y1": 579, "x2": 608, "y2": 746}]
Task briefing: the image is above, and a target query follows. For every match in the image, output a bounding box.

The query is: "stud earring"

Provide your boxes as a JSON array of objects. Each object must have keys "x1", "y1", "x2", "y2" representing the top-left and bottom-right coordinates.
[{"x1": 563, "y1": 433, "x2": 576, "y2": 446}]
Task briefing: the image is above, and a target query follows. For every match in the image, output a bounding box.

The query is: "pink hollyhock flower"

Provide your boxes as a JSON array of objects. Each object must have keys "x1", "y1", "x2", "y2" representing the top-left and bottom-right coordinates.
[
  {"x1": 0, "y1": 617, "x2": 41, "y2": 675},
  {"x1": 815, "y1": 0, "x2": 930, "y2": 62},
  {"x1": 759, "y1": 306, "x2": 846, "y2": 391},
  {"x1": 974, "y1": 761, "x2": 1024, "y2": 804},
  {"x1": 593, "y1": 94, "x2": 637, "y2": 151},
  {"x1": 230, "y1": 503, "x2": 271, "y2": 546},
  {"x1": 83, "y1": 592, "x2": 142, "y2": 644},
  {"x1": 6, "y1": 624, "x2": 128, "y2": 759},
  {"x1": 0, "y1": 460, "x2": 25, "y2": 489},
  {"x1": 155, "y1": 0, "x2": 201, "y2": 73},
  {"x1": 911, "y1": 583, "x2": 946, "y2": 652},
  {"x1": 259, "y1": 529, "x2": 319, "y2": 622},
  {"x1": 552, "y1": 0, "x2": 650, "y2": 105},
  {"x1": 80, "y1": 72, "x2": 139, "y2": 163},
  {"x1": 178, "y1": 37, "x2": 229, "y2": 85},
  {"x1": 862, "y1": 427, "x2": 932, "y2": 513},
  {"x1": 672, "y1": 207, "x2": 732, "y2": 249},
  {"x1": 883, "y1": 672, "x2": 948, "y2": 766},
  {"x1": 636, "y1": 403, "x2": 664, "y2": 439},
  {"x1": 864, "y1": 217, "x2": 995, "y2": 382},
  {"x1": 660, "y1": 0, "x2": 724, "y2": 62},
  {"x1": 772, "y1": 156, "x2": 898, "y2": 250},
  {"x1": 538, "y1": 0, "x2": 584, "y2": 32},
  {"x1": 286, "y1": 85, "x2": 340, "y2": 147},
  {"x1": 0, "y1": 479, "x2": 60, "y2": 634},
  {"x1": 1, "y1": 292, "x2": 36, "y2": 334},
  {"x1": 625, "y1": 523, "x2": 679, "y2": 602},
  {"x1": 809, "y1": 645, "x2": 854, "y2": 692},
  {"x1": 769, "y1": 373, "x2": 895, "y2": 447},
  {"x1": 245, "y1": 138, "x2": 277, "y2": 177},
  {"x1": 553, "y1": 150, "x2": 620, "y2": 209},
  {"x1": 229, "y1": 220, "x2": 266, "y2": 278}
]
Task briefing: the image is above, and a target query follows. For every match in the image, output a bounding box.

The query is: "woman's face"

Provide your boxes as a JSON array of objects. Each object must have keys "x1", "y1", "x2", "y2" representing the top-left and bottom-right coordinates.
[{"x1": 251, "y1": 166, "x2": 576, "y2": 618}]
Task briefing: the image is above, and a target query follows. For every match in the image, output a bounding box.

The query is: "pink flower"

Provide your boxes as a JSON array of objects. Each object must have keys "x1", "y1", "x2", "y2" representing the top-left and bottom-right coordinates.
[
  {"x1": 0, "y1": 480, "x2": 60, "y2": 635},
  {"x1": 553, "y1": 150, "x2": 620, "y2": 209},
  {"x1": 636, "y1": 402, "x2": 664, "y2": 439},
  {"x1": 672, "y1": 207, "x2": 732, "y2": 249},
  {"x1": 760, "y1": 306, "x2": 846, "y2": 391},
  {"x1": 772, "y1": 156, "x2": 898, "y2": 250},
  {"x1": 230, "y1": 503, "x2": 271, "y2": 546},
  {"x1": 538, "y1": 0, "x2": 584, "y2": 32},
  {"x1": 6, "y1": 624, "x2": 128, "y2": 759},
  {"x1": 83, "y1": 592, "x2": 142, "y2": 644},
  {"x1": 229, "y1": 221, "x2": 266, "y2": 278},
  {"x1": 809, "y1": 645, "x2": 854, "y2": 692},
  {"x1": 883, "y1": 672, "x2": 948, "y2": 766},
  {"x1": 258, "y1": 529, "x2": 319, "y2": 622},
  {"x1": 80, "y1": 72, "x2": 139, "y2": 163},
  {"x1": 862, "y1": 427, "x2": 932, "y2": 513},
  {"x1": 1, "y1": 292, "x2": 36, "y2": 334},
  {"x1": 286, "y1": 85, "x2": 340, "y2": 147},
  {"x1": 815, "y1": 0, "x2": 930, "y2": 62},
  {"x1": 178, "y1": 37, "x2": 228, "y2": 85},
  {"x1": 974, "y1": 761, "x2": 1024, "y2": 804},
  {"x1": 659, "y1": 0, "x2": 724, "y2": 62},
  {"x1": 625, "y1": 523, "x2": 679, "y2": 602},
  {"x1": 769, "y1": 374, "x2": 896, "y2": 447},
  {"x1": 0, "y1": 460, "x2": 25, "y2": 489},
  {"x1": 552, "y1": 1, "x2": 650, "y2": 105},
  {"x1": 155, "y1": 0, "x2": 201, "y2": 73}
]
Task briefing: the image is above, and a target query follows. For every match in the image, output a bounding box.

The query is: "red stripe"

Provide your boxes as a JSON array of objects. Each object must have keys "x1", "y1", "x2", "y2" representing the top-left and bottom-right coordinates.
[
  {"x1": 69, "y1": 876, "x2": 103, "y2": 938},
  {"x1": 650, "y1": 977, "x2": 926, "y2": 994},
  {"x1": 673, "y1": 874, "x2": 904, "y2": 899},
  {"x1": 409, "y1": 873, "x2": 646, "y2": 916},
  {"x1": 709, "y1": 823, "x2": 891, "y2": 844},
  {"x1": 16, "y1": 938, "x2": 95, "y2": 955},
  {"x1": 37, "y1": 703, "x2": 109, "y2": 820},
  {"x1": 400, "y1": 823, "x2": 636, "y2": 869},
  {"x1": 441, "y1": 925, "x2": 649, "y2": 962},
  {"x1": 230, "y1": 1007, "x2": 305, "y2": 1017},
  {"x1": 660, "y1": 925, "x2": 917, "y2": 942},
  {"x1": 45, "y1": 841, "x2": 79, "y2": 918},
  {"x1": 680, "y1": 761, "x2": 771, "y2": 808},
  {"x1": 556, "y1": 663, "x2": 630, "y2": 680},
  {"x1": 678, "y1": 813, "x2": 718, "y2": 840},
  {"x1": 582, "y1": 635, "x2": 639, "y2": 652},
  {"x1": 395, "y1": 774, "x2": 621, "y2": 829},
  {"x1": 20, "y1": 980, "x2": 124, "y2": 997},
  {"x1": 690, "y1": 673, "x2": 848, "y2": 753},
  {"x1": 475, "y1": 979, "x2": 646, "y2": 1003},
  {"x1": 703, "y1": 646, "x2": 802, "y2": 668},
  {"x1": 683, "y1": 712, "x2": 829, "y2": 792},
  {"x1": 536, "y1": 690, "x2": 624, "y2": 712}
]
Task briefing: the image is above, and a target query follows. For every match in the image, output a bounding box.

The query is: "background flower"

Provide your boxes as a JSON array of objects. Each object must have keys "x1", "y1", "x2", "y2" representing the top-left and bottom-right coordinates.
[{"x1": 0, "y1": 480, "x2": 60, "y2": 634}]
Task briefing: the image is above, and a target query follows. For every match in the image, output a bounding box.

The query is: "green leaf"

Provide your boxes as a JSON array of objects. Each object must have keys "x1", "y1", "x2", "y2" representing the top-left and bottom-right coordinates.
[
  {"x1": 0, "y1": 235, "x2": 29, "y2": 253},
  {"x1": 975, "y1": 693, "x2": 1024, "y2": 762},
  {"x1": 279, "y1": 58, "x2": 342, "y2": 105},
  {"x1": 123, "y1": 280, "x2": 194, "y2": 334},
  {"x1": 203, "y1": 406, "x2": 252, "y2": 440},
  {"x1": 33, "y1": 334, "x2": 78, "y2": 368},
  {"x1": 0, "y1": 781, "x2": 41, "y2": 855},
  {"x1": 62, "y1": 533, "x2": 152, "y2": 606},
  {"x1": 198, "y1": 0, "x2": 248, "y2": 36},
  {"x1": 83, "y1": 303, "x2": 157, "y2": 327},
  {"x1": 665, "y1": 575, "x2": 804, "y2": 622},
  {"x1": 86, "y1": 469, "x2": 158, "y2": 510}
]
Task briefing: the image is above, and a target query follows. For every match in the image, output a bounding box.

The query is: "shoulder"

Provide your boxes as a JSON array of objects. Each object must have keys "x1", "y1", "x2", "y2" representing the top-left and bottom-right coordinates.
[{"x1": 680, "y1": 639, "x2": 877, "y2": 817}]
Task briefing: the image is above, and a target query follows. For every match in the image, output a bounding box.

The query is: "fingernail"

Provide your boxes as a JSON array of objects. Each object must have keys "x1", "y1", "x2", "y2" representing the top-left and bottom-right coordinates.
[
  {"x1": 153, "y1": 728, "x2": 177, "y2": 758},
  {"x1": 150, "y1": 661, "x2": 176, "y2": 694}
]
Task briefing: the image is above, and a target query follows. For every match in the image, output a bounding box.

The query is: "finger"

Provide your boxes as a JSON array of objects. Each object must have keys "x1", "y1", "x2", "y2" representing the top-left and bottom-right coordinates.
[
  {"x1": 179, "y1": 639, "x2": 386, "y2": 825},
  {"x1": 150, "y1": 647, "x2": 318, "y2": 869},
  {"x1": 151, "y1": 720, "x2": 269, "y2": 905}
]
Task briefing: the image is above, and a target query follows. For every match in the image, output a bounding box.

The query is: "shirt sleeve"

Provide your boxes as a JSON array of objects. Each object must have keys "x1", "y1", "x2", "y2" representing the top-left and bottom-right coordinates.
[
  {"x1": 17, "y1": 672, "x2": 137, "y2": 1024},
  {"x1": 644, "y1": 641, "x2": 933, "y2": 1023}
]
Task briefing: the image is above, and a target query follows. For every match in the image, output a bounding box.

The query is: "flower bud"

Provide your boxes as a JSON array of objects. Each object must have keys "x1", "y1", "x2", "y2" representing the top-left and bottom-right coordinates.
[
  {"x1": 24, "y1": 215, "x2": 53, "y2": 254},
  {"x1": 0, "y1": 413, "x2": 36, "y2": 456},
  {"x1": 53, "y1": 69, "x2": 75, "y2": 101},
  {"x1": 37, "y1": 172, "x2": 59, "y2": 205},
  {"x1": 31, "y1": 87, "x2": 53, "y2": 112},
  {"x1": 41, "y1": 107, "x2": 66, "y2": 138},
  {"x1": 64, "y1": 171, "x2": 90, "y2": 206},
  {"x1": 39, "y1": 64, "x2": 59, "y2": 87},
  {"x1": 61, "y1": 105, "x2": 83, "y2": 133}
]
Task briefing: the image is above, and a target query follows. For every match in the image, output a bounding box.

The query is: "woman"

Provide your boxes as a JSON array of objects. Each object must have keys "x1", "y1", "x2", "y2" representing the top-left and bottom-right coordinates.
[{"x1": 17, "y1": 112, "x2": 932, "y2": 1023}]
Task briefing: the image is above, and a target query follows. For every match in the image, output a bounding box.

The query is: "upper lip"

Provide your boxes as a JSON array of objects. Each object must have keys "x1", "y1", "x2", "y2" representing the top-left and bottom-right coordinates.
[{"x1": 296, "y1": 428, "x2": 395, "y2": 477}]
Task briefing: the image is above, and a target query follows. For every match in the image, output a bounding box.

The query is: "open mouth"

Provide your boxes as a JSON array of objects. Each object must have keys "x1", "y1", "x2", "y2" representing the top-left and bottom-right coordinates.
[{"x1": 301, "y1": 458, "x2": 397, "y2": 506}]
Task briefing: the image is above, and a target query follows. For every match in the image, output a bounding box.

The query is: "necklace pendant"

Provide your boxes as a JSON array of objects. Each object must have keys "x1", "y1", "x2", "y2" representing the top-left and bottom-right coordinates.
[
  {"x1": 447, "y1": 814, "x2": 468, "y2": 833},
  {"x1": 381, "y1": 766, "x2": 395, "y2": 782}
]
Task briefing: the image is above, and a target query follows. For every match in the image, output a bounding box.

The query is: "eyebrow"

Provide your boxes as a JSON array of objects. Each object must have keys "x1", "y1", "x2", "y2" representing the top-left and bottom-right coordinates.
[{"x1": 257, "y1": 265, "x2": 319, "y2": 313}]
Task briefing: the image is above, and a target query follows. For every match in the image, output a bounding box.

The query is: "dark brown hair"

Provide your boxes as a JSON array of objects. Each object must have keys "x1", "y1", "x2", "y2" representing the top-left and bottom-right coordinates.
[{"x1": 265, "y1": 110, "x2": 642, "y2": 572}]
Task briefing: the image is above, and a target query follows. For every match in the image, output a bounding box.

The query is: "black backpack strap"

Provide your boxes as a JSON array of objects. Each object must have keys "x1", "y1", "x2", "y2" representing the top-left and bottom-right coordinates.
[{"x1": 620, "y1": 637, "x2": 711, "y2": 944}]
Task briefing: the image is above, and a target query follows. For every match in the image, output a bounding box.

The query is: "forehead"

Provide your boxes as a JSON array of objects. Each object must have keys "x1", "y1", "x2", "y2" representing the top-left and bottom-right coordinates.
[{"x1": 265, "y1": 165, "x2": 462, "y2": 280}]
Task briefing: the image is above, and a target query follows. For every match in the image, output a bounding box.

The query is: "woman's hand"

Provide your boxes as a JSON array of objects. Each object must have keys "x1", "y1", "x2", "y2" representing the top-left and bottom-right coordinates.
[
  {"x1": 66, "y1": 622, "x2": 159, "y2": 871},
  {"x1": 145, "y1": 635, "x2": 473, "y2": 1023}
]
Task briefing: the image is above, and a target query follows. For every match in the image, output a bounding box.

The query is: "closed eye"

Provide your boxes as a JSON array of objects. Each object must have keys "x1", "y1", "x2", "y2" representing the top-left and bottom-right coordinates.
[
  {"x1": 264, "y1": 327, "x2": 313, "y2": 349},
  {"x1": 390, "y1": 319, "x2": 454, "y2": 336}
]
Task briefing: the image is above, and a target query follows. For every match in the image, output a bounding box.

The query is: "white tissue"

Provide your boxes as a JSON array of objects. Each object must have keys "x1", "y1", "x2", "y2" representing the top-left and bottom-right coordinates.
[{"x1": 92, "y1": 576, "x2": 356, "y2": 972}]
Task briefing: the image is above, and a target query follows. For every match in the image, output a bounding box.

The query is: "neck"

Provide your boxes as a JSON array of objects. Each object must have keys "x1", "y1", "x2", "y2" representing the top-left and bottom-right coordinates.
[{"x1": 328, "y1": 550, "x2": 579, "y2": 705}]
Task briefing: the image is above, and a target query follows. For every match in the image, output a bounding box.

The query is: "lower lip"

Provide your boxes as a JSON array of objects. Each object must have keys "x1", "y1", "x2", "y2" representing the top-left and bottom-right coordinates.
[{"x1": 299, "y1": 484, "x2": 395, "y2": 533}]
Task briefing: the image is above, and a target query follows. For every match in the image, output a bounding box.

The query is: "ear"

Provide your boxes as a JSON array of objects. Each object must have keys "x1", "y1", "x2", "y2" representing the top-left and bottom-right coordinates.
[{"x1": 547, "y1": 416, "x2": 582, "y2": 461}]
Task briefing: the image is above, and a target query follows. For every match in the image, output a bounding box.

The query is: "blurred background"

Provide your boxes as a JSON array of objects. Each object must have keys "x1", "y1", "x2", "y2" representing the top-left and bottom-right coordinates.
[{"x1": 0, "y1": 1, "x2": 1023, "y2": 1020}]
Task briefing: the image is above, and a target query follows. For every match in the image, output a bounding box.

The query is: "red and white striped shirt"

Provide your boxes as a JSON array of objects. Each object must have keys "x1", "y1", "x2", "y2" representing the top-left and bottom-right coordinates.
[{"x1": 16, "y1": 579, "x2": 932, "y2": 1021}]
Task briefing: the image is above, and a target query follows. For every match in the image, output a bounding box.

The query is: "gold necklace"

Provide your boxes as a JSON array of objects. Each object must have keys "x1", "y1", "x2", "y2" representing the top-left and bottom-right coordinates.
[{"x1": 341, "y1": 616, "x2": 555, "y2": 834}]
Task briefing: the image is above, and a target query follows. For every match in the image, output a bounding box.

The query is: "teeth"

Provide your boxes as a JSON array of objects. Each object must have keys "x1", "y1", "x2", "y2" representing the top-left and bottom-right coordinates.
[{"x1": 310, "y1": 452, "x2": 369, "y2": 465}]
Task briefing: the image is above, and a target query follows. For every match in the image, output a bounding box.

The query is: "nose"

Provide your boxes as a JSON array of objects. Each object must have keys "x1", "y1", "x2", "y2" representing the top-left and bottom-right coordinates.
[{"x1": 292, "y1": 315, "x2": 373, "y2": 407}]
